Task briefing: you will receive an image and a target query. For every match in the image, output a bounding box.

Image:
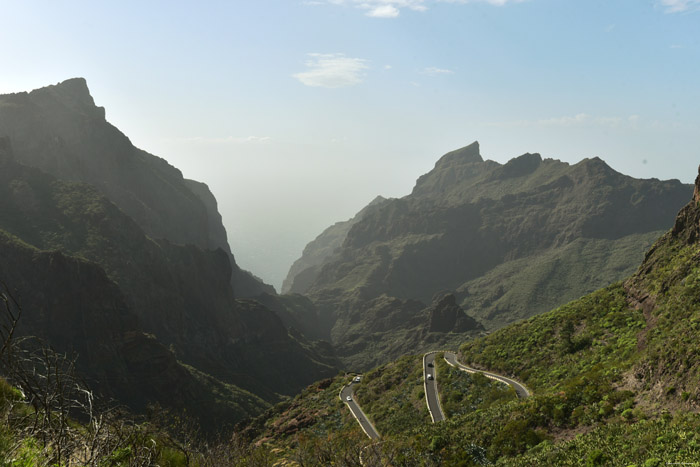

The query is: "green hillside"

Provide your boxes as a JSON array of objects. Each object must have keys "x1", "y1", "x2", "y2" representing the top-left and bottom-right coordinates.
[
  {"x1": 285, "y1": 142, "x2": 692, "y2": 370},
  {"x1": 235, "y1": 170, "x2": 700, "y2": 465}
]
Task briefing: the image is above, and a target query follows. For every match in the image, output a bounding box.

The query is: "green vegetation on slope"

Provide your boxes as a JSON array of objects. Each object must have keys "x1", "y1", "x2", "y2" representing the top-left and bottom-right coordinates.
[
  {"x1": 241, "y1": 215, "x2": 700, "y2": 463},
  {"x1": 434, "y1": 352, "x2": 516, "y2": 418},
  {"x1": 507, "y1": 412, "x2": 700, "y2": 466},
  {"x1": 460, "y1": 232, "x2": 663, "y2": 329},
  {"x1": 353, "y1": 354, "x2": 430, "y2": 435},
  {"x1": 238, "y1": 375, "x2": 369, "y2": 465},
  {"x1": 627, "y1": 231, "x2": 700, "y2": 406},
  {"x1": 287, "y1": 142, "x2": 690, "y2": 371},
  {"x1": 459, "y1": 284, "x2": 644, "y2": 392}
]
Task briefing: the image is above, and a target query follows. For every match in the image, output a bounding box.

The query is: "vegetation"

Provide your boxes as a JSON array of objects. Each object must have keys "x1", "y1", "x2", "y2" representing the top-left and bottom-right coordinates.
[
  {"x1": 505, "y1": 412, "x2": 700, "y2": 466},
  {"x1": 353, "y1": 354, "x2": 429, "y2": 435},
  {"x1": 3, "y1": 82, "x2": 700, "y2": 464},
  {"x1": 459, "y1": 283, "x2": 644, "y2": 392},
  {"x1": 434, "y1": 352, "x2": 516, "y2": 418},
  {"x1": 235, "y1": 194, "x2": 700, "y2": 464},
  {"x1": 460, "y1": 232, "x2": 662, "y2": 329},
  {"x1": 287, "y1": 142, "x2": 690, "y2": 370}
]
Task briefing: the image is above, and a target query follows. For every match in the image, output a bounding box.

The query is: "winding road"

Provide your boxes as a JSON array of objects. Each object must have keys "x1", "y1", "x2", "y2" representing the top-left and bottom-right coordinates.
[
  {"x1": 342, "y1": 351, "x2": 530, "y2": 439},
  {"x1": 423, "y1": 352, "x2": 446, "y2": 422},
  {"x1": 340, "y1": 377, "x2": 381, "y2": 440},
  {"x1": 443, "y1": 351, "x2": 531, "y2": 399}
]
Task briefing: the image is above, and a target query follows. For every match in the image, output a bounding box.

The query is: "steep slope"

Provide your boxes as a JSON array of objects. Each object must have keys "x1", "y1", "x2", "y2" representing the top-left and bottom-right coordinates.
[
  {"x1": 240, "y1": 164, "x2": 700, "y2": 465},
  {"x1": 287, "y1": 142, "x2": 691, "y2": 368},
  {"x1": 0, "y1": 78, "x2": 272, "y2": 297},
  {"x1": 282, "y1": 195, "x2": 388, "y2": 294},
  {"x1": 0, "y1": 134, "x2": 335, "y2": 412},
  {"x1": 0, "y1": 230, "x2": 268, "y2": 429}
]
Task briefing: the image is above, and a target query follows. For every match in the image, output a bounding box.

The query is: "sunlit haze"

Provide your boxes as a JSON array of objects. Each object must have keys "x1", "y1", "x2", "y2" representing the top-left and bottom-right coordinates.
[{"x1": 2, "y1": 0, "x2": 699, "y2": 289}]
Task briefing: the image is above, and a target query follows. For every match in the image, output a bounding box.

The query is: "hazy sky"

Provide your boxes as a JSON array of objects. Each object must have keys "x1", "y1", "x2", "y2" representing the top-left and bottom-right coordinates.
[{"x1": 2, "y1": 0, "x2": 699, "y2": 290}]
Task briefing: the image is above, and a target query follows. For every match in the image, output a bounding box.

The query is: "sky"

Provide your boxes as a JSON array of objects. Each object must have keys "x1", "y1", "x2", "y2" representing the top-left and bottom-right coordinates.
[{"x1": 1, "y1": 0, "x2": 699, "y2": 290}]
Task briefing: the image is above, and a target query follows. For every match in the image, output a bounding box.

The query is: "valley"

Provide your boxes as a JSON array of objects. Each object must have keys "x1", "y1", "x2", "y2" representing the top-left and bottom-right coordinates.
[
  {"x1": 237, "y1": 169, "x2": 700, "y2": 463},
  {"x1": 0, "y1": 78, "x2": 698, "y2": 465}
]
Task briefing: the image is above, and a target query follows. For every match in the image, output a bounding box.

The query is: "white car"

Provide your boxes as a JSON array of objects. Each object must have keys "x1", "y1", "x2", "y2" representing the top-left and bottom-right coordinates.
[
  {"x1": 346, "y1": 395, "x2": 352, "y2": 401},
  {"x1": 427, "y1": 374, "x2": 434, "y2": 380},
  {"x1": 353, "y1": 376, "x2": 361, "y2": 382}
]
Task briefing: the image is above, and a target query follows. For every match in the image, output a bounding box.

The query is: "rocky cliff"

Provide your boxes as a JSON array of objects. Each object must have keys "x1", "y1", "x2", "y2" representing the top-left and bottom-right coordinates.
[
  {"x1": 286, "y1": 142, "x2": 692, "y2": 369},
  {"x1": 0, "y1": 78, "x2": 271, "y2": 297},
  {"x1": 0, "y1": 228, "x2": 268, "y2": 428},
  {"x1": 0, "y1": 78, "x2": 339, "y2": 426}
]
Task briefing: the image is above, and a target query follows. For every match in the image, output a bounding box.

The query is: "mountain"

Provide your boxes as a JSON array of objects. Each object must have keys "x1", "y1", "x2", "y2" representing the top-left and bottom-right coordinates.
[
  {"x1": 0, "y1": 78, "x2": 272, "y2": 297},
  {"x1": 0, "y1": 137, "x2": 269, "y2": 428},
  {"x1": 285, "y1": 142, "x2": 692, "y2": 369},
  {"x1": 282, "y1": 195, "x2": 389, "y2": 294},
  {"x1": 237, "y1": 163, "x2": 700, "y2": 466},
  {"x1": 0, "y1": 81, "x2": 338, "y2": 426}
]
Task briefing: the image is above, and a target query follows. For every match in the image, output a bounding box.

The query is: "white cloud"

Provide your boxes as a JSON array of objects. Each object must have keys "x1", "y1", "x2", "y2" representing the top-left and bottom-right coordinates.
[
  {"x1": 658, "y1": 0, "x2": 700, "y2": 12},
  {"x1": 293, "y1": 53, "x2": 369, "y2": 88},
  {"x1": 488, "y1": 113, "x2": 641, "y2": 128},
  {"x1": 323, "y1": 0, "x2": 522, "y2": 18},
  {"x1": 422, "y1": 66, "x2": 453, "y2": 75},
  {"x1": 367, "y1": 4, "x2": 400, "y2": 16}
]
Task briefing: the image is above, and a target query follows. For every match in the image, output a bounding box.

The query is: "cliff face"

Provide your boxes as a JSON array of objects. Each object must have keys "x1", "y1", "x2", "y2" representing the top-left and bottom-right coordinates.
[
  {"x1": 0, "y1": 78, "x2": 339, "y2": 424},
  {"x1": 0, "y1": 78, "x2": 271, "y2": 297},
  {"x1": 286, "y1": 142, "x2": 692, "y2": 369},
  {"x1": 0, "y1": 133, "x2": 336, "y2": 398},
  {"x1": 427, "y1": 294, "x2": 483, "y2": 334},
  {"x1": 669, "y1": 165, "x2": 700, "y2": 245},
  {"x1": 184, "y1": 178, "x2": 274, "y2": 296},
  {"x1": 0, "y1": 228, "x2": 269, "y2": 429}
]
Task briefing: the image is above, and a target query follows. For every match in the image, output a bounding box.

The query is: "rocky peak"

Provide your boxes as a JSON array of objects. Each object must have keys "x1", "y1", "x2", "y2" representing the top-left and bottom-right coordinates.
[
  {"x1": 576, "y1": 156, "x2": 616, "y2": 176},
  {"x1": 30, "y1": 77, "x2": 105, "y2": 120},
  {"x1": 368, "y1": 195, "x2": 388, "y2": 206},
  {"x1": 498, "y1": 152, "x2": 542, "y2": 179},
  {"x1": 671, "y1": 165, "x2": 700, "y2": 244},
  {"x1": 427, "y1": 293, "x2": 484, "y2": 333},
  {"x1": 434, "y1": 141, "x2": 483, "y2": 169},
  {"x1": 411, "y1": 141, "x2": 485, "y2": 197}
]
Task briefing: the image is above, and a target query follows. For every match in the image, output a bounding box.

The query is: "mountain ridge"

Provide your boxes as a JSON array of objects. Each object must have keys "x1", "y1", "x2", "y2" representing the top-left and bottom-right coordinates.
[
  {"x1": 238, "y1": 163, "x2": 700, "y2": 465},
  {"x1": 285, "y1": 142, "x2": 692, "y2": 368},
  {"x1": 0, "y1": 78, "x2": 273, "y2": 297},
  {"x1": 0, "y1": 81, "x2": 338, "y2": 428}
]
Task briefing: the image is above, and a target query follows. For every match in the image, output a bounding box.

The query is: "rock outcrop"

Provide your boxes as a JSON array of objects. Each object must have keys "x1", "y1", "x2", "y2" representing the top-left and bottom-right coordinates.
[
  {"x1": 427, "y1": 294, "x2": 483, "y2": 333},
  {"x1": 671, "y1": 164, "x2": 700, "y2": 244}
]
